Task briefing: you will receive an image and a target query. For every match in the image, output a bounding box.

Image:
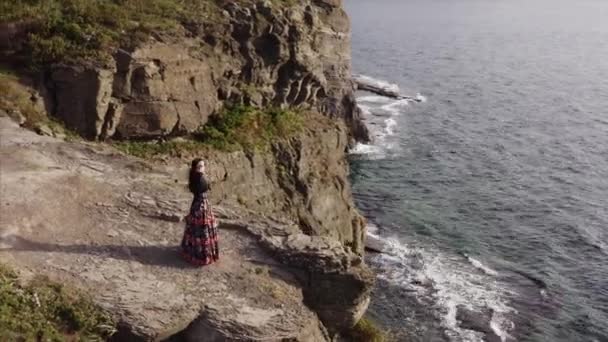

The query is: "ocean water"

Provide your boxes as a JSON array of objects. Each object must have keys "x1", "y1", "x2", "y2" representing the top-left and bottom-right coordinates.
[{"x1": 344, "y1": 0, "x2": 608, "y2": 341}]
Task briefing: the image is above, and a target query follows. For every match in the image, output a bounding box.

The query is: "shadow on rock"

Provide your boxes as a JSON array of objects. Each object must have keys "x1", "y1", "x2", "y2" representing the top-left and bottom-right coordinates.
[{"x1": 1, "y1": 235, "x2": 192, "y2": 269}]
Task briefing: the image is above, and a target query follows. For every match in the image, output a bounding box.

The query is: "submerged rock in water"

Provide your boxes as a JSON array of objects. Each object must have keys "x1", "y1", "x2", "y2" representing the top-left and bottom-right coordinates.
[
  {"x1": 354, "y1": 74, "x2": 422, "y2": 102},
  {"x1": 456, "y1": 306, "x2": 502, "y2": 342}
]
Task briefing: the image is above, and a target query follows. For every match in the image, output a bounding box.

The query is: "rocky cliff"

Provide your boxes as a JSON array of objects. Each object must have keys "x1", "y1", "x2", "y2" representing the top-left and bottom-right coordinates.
[
  {"x1": 197, "y1": 113, "x2": 367, "y2": 254},
  {"x1": 1, "y1": 0, "x2": 368, "y2": 143},
  {"x1": 0, "y1": 113, "x2": 373, "y2": 340},
  {"x1": 0, "y1": 0, "x2": 374, "y2": 340}
]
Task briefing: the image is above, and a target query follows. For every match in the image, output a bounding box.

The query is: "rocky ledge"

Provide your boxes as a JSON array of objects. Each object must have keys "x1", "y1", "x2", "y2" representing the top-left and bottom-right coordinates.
[
  {"x1": 0, "y1": 114, "x2": 374, "y2": 340},
  {"x1": 0, "y1": 0, "x2": 376, "y2": 339}
]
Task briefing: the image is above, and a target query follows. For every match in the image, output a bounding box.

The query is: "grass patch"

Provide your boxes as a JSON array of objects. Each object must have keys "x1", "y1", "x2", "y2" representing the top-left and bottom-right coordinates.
[
  {"x1": 113, "y1": 105, "x2": 304, "y2": 158},
  {"x1": 1, "y1": 0, "x2": 223, "y2": 68},
  {"x1": 0, "y1": 264, "x2": 115, "y2": 341},
  {"x1": 197, "y1": 105, "x2": 304, "y2": 152},
  {"x1": 0, "y1": 70, "x2": 81, "y2": 141},
  {"x1": 0, "y1": 70, "x2": 44, "y2": 124},
  {"x1": 44, "y1": 117, "x2": 81, "y2": 141},
  {"x1": 344, "y1": 317, "x2": 389, "y2": 342},
  {"x1": 1, "y1": 0, "x2": 305, "y2": 69}
]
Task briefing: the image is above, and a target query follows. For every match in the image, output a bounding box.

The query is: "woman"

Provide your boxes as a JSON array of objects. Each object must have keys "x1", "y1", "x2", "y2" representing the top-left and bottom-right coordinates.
[{"x1": 181, "y1": 158, "x2": 219, "y2": 266}]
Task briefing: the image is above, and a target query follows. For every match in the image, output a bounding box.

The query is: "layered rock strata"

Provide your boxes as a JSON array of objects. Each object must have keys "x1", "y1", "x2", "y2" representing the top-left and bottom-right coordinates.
[{"x1": 18, "y1": 0, "x2": 369, "y2": 143}]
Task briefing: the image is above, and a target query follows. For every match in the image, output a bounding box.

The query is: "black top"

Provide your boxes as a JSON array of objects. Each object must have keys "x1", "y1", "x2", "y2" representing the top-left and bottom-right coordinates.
[{"x1": 191, "y1": 174, "x2": 210, "y2": 195}]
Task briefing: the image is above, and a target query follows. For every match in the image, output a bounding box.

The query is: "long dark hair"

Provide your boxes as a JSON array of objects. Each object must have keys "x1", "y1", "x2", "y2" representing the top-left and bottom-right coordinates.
[{"x1": 188, "y1": 158, "x2": 203, "y2": 194}]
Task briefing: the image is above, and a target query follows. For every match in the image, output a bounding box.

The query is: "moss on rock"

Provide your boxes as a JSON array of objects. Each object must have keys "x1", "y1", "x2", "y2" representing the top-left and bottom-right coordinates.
[
  {"x1": 344, "y1": 317, "x2": 389, "y2": 342},
  {"x1": 196, "y1": 105, "x2": 304, "y2": 152},
  {"x1": 113, "y1": 105, "x2": 304, "y2": 159}
]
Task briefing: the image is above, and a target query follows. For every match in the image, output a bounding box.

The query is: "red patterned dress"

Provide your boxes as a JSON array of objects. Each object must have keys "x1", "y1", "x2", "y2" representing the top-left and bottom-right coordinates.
[{"x1": 181, "y1": 178, "x2": 219, "y2": 266}]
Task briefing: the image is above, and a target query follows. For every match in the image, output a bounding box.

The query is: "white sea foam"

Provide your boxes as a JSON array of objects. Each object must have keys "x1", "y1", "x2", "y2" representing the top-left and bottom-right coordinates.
[
  {"x1": 354, "y1": 74, "x2": 401, "y2": 93},
  {"x1": 385, "y1": 118, "x2": 397, "y2": 135},
  {"x1": 367, "y1": 223, "x2": 379, "y2": 234},
  {"x1": 353, "y1": 102, "x2": 400, "y2": 159},
  {"x1": 490, "y1": 311, "x2": 515, "y2": 342},
  {"x1": 416, "y1": 93, "x2": 428, "y2": 102},
  {"x1": 366, "y1": 228, "x2": 515, "y2": 342},
  {"x1": 465, "y1": 255, "x2": 499, "y2": 276},
  {"x1": 353, "y1": 78, "x2": 426, "y2": 159},
  {"x1": 358, "y1": 104, "x2": 372, "y2": 116},
  {"x1": 358, "y1": 95, "x2": 392, "y2": 104},
  {"x1": 380, "y1": 98, "x2": 410, "y2": 113},
  {"x1": 349, "y1": 143, "x2": 385, "y2": 158}
]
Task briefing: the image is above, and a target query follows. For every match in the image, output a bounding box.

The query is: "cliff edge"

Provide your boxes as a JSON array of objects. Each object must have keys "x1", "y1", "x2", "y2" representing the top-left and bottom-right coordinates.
[
  {"x1": 0, "y1": 0, "x2": 375, "y2": 340},
  {"x1": 0, "y1": 113, "x2": 374, "y2": 340}
]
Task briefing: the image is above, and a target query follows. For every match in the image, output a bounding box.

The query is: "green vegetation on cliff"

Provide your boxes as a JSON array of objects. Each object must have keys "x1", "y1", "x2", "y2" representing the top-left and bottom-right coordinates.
[
  {"x1": 1, "y1": 0, "x2": 222, "y2": 67},
  {"x1": 345, "y1": 317, "x2": 389, "y2": 342},
  {"x1": 0, "y1": 264, "x2": 115, "y2": 341},
  {"x1": 114, "y1": 105, "x2": 303, "y2": 158},
  {"x1": 0, "y1": 70, "x2": 79, "y2": 140},
  {"x1": 0, "y1": 70, "x2": 43, "y2": 124},
  {"x1": 198, "y1": 105, "x2": 303, "y2": 151},
  {"x1": 1, "y1": 0, "x2": 305, "y2": 68}
]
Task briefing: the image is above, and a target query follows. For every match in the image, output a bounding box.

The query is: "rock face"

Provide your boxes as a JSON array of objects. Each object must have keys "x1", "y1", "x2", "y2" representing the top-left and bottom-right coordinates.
[
  {"x1": 39, "y1": 0, "x2": 369, "y2": 142},
  {"x1": 249, "y1": 223, "x2": 374, "y2": 333},
  {"x1": 195, "y1": 114, "x2": 366, "y2": 254},
  {"x1": 111, "y1": 44, "x2": 219, "y2": 139},
  {"x1": 49, "y1": 67, "x2": 115, "y2": 139}
]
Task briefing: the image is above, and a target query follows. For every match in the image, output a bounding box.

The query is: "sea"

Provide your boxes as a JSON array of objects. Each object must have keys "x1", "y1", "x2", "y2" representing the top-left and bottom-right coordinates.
[{"x1": 344, "y1": 0, "x2": 608, "y2": 341}]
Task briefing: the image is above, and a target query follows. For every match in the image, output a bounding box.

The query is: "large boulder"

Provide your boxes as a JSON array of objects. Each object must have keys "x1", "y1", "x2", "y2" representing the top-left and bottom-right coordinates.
[
  {"x1": 225, "y1": 217, "x2": 375, "y2": 335},
  {"x1": 48, "y1": 66, "x2": 114, "y2": 139},
  {"x1": 112, "y1": 44, "x2": 219, "y2": 139}
]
